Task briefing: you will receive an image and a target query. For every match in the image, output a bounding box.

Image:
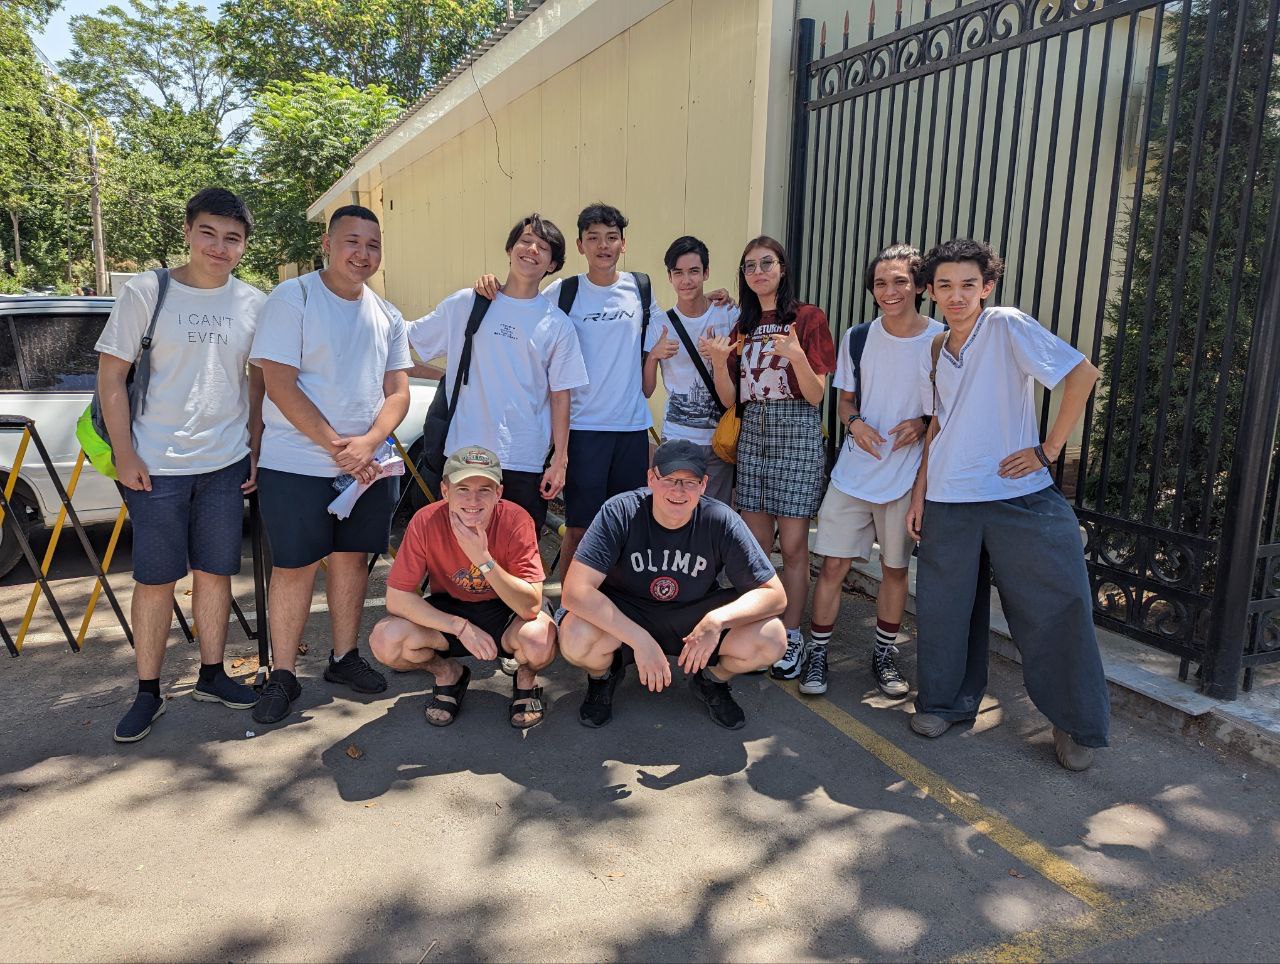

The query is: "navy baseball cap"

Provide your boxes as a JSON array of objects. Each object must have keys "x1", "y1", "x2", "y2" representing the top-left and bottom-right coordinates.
[{"x1": 652, "y1": 439, "x2": 708, "y2": 477}]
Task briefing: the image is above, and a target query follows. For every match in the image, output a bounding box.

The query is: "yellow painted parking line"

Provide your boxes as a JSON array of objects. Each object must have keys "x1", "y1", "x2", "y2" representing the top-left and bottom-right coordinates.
[
  {"x1": 956, "y1": 852, "x2": 1280, "y2": 962},
  {"x1": 772, "y1": 679, "x2": 1111, "y2": 911}
]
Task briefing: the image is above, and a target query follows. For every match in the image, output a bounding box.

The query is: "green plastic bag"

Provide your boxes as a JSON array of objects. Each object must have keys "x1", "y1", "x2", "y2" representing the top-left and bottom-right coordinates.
[{"x1": 76, "y1": 404, "x2": 117, "y2": 480}]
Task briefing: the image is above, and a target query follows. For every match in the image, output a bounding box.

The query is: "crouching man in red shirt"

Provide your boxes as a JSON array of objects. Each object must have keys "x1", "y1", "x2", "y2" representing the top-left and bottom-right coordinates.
[{"x1": 370, "y1": 446, "x2": 556, "y2": 728}]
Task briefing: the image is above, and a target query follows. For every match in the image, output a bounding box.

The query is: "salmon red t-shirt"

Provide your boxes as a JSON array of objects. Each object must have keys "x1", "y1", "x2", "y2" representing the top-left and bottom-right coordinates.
[
  {"x1": 728, "y1": 303, "x2": 837, "y2": 401},
  {"x1": 386, "y1": 500, "x2": 544, "y2": 602}
]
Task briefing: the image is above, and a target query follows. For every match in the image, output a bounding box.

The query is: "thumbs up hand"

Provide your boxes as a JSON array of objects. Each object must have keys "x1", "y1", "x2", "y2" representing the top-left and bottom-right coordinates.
[{"x1": 651, "y1": 325, "x2": 679, "y2": 360}]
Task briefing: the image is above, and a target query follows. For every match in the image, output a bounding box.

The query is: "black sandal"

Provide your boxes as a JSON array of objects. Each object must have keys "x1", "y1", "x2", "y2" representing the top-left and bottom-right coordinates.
[
  {"x1": 509, "y1": 677, "x2": 545, "y2": 730},
  {"x1": 425, "y1": 665, "x2": 471, "y2": 727}
]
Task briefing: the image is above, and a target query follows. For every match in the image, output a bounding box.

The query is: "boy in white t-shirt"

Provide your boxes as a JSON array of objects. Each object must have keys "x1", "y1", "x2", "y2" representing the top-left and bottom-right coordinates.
[
  {"x1": 800, "y1": 244, "x2": 943, "y2": 699},
  {"x1": 905, "y1": 239, "x2": 1109, "y2": 771},
  {"x1": 96, "y1": 187, "x2": 266, "y2": 743},
  {"x1": 248, "y1": 205, "x2": 414, "y2": 725},
  {"x1": 641, "y1": 235, "x2": 738, "y2": 505},
  {"x1": 408, "y1": 214, "x2": 588, "y2": 535}
]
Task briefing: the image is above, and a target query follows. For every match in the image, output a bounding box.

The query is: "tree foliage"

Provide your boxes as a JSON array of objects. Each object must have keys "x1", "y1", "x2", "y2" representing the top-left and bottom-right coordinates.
[
  {"x1": 243, "y1": 72, "x2": 401, "y2": 269},
  {"x1": 62, "y1": 0, "x2": 249, "y2": 143},
  {"x1": 1086, "y1": 0, "x2": 1279, "y2": 562},
  {"x1": 218, "y1": 0, "x2": 508, "y2": 102}
]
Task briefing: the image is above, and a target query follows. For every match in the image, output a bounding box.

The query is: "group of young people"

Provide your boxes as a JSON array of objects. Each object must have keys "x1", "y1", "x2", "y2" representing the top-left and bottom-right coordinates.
[{"x1": 100, "y1": 186, "x2": 1110, "y2": 771}]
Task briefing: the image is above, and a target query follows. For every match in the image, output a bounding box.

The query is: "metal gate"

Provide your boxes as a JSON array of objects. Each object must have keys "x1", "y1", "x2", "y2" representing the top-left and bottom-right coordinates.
[{"x1": 785, "y1": 0, "x2": 1280, "y2": 698}]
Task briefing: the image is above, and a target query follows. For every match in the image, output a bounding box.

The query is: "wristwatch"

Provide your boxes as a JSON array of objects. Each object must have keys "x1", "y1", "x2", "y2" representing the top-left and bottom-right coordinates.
[{"x1": 477, "y1": 558, "x2": 496, "y2": 575}]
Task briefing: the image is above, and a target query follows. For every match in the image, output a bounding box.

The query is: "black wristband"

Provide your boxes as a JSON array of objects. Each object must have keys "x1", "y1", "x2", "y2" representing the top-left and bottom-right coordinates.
[{"x1": 1033, "y1": 444, "x2": 1051, "y2": 468}]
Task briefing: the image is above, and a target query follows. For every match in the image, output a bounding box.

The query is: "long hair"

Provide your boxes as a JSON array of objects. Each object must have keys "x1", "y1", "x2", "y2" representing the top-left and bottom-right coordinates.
[{"x1": 736, "y1": 235, "x2": 799, "y2": 335}]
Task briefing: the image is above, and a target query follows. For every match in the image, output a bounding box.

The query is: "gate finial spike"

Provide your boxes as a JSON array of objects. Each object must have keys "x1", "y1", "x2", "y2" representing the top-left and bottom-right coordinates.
[
  {"x1": 869, "y1": 0, "x2": 876, "y2": 24},
  {"x1": 843, "y1": 10, "x2": 850, "y2": 48},
  {"x1": 820, "y1": 19, "x2": 827, "y2": 56}
]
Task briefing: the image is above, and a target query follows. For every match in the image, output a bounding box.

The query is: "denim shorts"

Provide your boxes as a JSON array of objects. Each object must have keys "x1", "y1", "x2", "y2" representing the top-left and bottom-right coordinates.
[
  {"x1": 256, "y1": 468, "x2": 399, "y2": 569},
  {"x1": 119, "y1": 455, "x2": 250, "y2": 586}
]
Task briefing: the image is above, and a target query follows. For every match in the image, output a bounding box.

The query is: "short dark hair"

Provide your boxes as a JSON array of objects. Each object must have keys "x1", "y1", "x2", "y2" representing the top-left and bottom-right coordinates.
[
  {"x1": 920, "y1": 238, "x2": 1005, "y2": 286},
  {"x1": 576, "y1": 202, "x2": 627, "y2": 239},
  {"x1": 328, "y1": 204, "x2": 380, "y2": 231},
  {"x1": 505, "y1": 213, "x2": 566, "y2": 276},
  {"x1": 186, "y1": 188, "x2": 253, "y2": 236},
  {"x1": 865, "y1": 242, "x2": 924, "y2": 308},
  {"x1": 664, "y1": 235, "x2": 710, "y2": 272}
]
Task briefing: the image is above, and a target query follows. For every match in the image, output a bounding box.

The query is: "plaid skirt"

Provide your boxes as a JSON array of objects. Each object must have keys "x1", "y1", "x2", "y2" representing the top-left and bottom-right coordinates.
[{"x1": 735, "y1": 399, "x2": 826, "y2": 517}]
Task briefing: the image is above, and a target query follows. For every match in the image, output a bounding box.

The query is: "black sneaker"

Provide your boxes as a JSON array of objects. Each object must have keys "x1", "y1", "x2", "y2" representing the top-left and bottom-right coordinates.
[
  {"x1": 579, "y1": 654, "x2": 625, "y2": 728},
  {"x1": 324, "y1": 650, "x2": 388, "y2": 694},
  {"x1": 799, "y1": 645, "x2": 828, "y2": 695},
  {"x1": 251, "y1": 670, "x2": 302, "y2": 724},
  {"x1": 689, "y1": 672, "x2": 746, "y2": 730},
  {"x1": 873, "y1": 646, "x2": 910, "y2": 699},
  {"x1": 193, "y1": 671, "x2": 258, "y2": 709},
  {"x1": 114, "y1": 692, "x2": 166, "y2": 743}
]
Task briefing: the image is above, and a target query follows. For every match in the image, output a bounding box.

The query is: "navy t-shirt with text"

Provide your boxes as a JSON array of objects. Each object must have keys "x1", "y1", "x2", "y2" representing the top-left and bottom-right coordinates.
[{"x1": 573, "y1": 489, "x2": 776, "y2": 604}]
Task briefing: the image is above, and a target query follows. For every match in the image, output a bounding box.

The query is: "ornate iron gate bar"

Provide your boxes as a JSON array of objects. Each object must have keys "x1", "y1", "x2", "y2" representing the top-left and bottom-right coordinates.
[
  {"x1": 805, "y1": 0, "x2": 1167, "y2": 107},
  {"x1": 787, "y1": 0, "x2": 1280, "y2": 699}
]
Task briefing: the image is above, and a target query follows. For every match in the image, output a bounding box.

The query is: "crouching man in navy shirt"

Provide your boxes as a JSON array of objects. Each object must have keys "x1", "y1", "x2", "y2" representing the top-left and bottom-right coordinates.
[{"x1": 559, "y1": 440, "x2": 787, "y2": 730}]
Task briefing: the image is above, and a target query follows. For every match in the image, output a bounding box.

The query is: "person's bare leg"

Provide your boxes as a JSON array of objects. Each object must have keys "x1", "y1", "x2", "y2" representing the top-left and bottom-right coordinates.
[
  {"x1": 368, "y1": 616, "x2": 461, "y2": 723},
  {"x1": 266, "y1": 562, "x2": 320, "y2": 673},
  {"x1": 812, "y1": 555, "x2": 853, "y2": 630},
  {"x1": 191, "y1": 570, "x2": 232, "y2": 665},
  {"x1": 777, "y1": 516, "x2": 814, "y2": 631},
  {"x1": 558, "y1": 613, "x2": 619, "y2": 675},
  {"x1": 878, "y1": 565, "x2": 909, "y2": 627},
  {"x1": 505, "y1": 614, "x2": 558, "y2": 725},
  {"x1": 741, "y1": 511, "x2": 776, "y2": 557},
  {"x1": 559, "y1": 526, "x2": 585, "y2": 582},
  {"x1": 715, "y1": 617, "x2": 787, "y2": 680},
  {"x1": 325, "y1": 551, "x2": 369, "y2": 660},
  {"x1": 132, "y1": 582, "x2": 176, "y2": 679}
]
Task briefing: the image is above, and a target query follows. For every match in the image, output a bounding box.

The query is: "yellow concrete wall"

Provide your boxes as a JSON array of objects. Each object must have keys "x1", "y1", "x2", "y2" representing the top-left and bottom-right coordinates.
[{"x1": 375, "y1": 0, "x2": 762, "y2": 321}]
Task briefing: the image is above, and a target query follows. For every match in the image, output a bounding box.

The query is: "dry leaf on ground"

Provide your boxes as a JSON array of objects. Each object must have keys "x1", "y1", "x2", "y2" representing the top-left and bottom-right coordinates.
[{"x1": 345, "y1": 744, "x2": 364, "y2": 759}]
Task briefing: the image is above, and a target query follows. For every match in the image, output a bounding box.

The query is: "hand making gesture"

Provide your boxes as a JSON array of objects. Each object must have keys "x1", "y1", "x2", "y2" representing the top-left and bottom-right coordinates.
[
  {"x1": 765, "y1": 324, "x2": 806, "y2": 364},
  {"x1": 448, "y1": 508, "x2": 491, "y2": 567},
  {"x1": 649, "y1": 325, "x2": 679, "y2": 361}
]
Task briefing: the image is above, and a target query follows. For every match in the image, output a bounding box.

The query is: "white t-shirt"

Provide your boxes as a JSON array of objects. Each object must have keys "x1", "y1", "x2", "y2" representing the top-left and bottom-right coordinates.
[
  {"x1": 408, "y1": 289, "x2": 589, "y2": 472},
  {"x1": 830, "y1": 316, "x2": 944, "y2": 504},
  {"x1": 919, "y1": 306, "x2": 1083, "y2": 503},
  {"x1": 94, "y1": 271, "x2": 265, "y2": 475},
  {"x1": 250, "y1": 274, "x2": 413, "y2": 477},
  {"x1": 643, "y1": 302, "x2": 739, "y2": 445},
  {"x1": 543, "y1": 273, "x2": 664, "y2": 432}
]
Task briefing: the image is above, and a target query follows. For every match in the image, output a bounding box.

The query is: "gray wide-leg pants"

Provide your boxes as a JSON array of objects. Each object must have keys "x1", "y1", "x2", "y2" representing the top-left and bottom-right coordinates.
[{"x1": 914, "y1": 485, "x2": 1110, "y2": 748}]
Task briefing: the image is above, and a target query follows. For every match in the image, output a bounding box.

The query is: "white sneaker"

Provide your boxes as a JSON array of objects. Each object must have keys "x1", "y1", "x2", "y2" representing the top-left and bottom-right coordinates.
[{"x1": 771, "y1": 629, "x2": 807, "y2": 680}]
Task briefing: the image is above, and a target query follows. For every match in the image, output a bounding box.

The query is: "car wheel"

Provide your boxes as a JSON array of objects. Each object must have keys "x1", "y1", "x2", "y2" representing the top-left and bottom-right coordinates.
[{"x1": 0, "y1": 491, "x2": 37, "y2": 581}]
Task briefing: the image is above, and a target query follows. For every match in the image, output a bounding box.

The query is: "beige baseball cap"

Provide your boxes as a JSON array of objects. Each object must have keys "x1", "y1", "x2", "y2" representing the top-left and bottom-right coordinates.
[{"x1": 443, "y1": 446, "x2": 503, "y2": 485}]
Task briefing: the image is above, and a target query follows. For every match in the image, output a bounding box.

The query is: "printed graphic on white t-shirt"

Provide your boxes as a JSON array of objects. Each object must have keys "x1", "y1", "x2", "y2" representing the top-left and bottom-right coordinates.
[
  {"x1": 94, "y1": 271, "x2": 266, "y2": 475},
  {"x1": 543, "y1": 273, "x2": 664, "y2": 432},
  {"x1": 643, "y1": 303, "x2": 738, "y2": 444},
  {"x1": 829, "y1": 316, "x2": 943, "y2": 504},
  {"x1": 919, "y1": 306, "x2": 1083, "y2": 503},
  {"x1": 408, "y1": 289, "x2": 589, "y2": 472},
  {"x1": 250, "y1": 274, "x2": 412, "y2": 477}
]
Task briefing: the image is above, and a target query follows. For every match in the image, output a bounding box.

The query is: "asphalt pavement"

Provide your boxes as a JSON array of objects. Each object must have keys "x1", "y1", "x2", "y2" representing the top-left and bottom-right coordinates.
[{"x1": 1, "y1": 525, "x2": 1279, "y2": 962}]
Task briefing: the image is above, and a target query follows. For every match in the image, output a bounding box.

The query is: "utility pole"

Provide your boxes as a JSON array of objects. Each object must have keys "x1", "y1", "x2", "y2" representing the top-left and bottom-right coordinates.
[
  {"x1": 39, "y1": 91, "x2": 107, "y2": 294},
  {"x1": 86, "y1": 125, "x2": 105, "y2": 294}
]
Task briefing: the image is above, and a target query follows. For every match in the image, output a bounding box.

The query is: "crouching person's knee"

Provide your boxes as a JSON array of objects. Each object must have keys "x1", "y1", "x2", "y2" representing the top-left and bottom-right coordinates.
[
  {"x1": 558, "y1": 613, "x2": 600, "y2": 668},
  {"x1": 757, "y1": 617, "x2": 788, "y2": 667},
  {"x1": 369, "y1": 616, "x2": 408, "y2": 666},
  {"x1": 513, "y1": 614, "x2": 558, "y2": 670}
]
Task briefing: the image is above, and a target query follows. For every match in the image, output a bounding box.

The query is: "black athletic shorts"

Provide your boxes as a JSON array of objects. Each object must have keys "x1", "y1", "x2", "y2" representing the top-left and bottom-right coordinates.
[
  {"x1": 603, "y1": 585, "x2": 737, "y2": 667},
  {"x1": 427, "y1": 592, "x2": 519, "y2": 658},
  {"x1": 257, "y1": 468, "x2": 398, "y2": 569},
  {"x1": 564, "y1": 429, "x2": 649, "y2": 528},
  {"x1": 499, "y1": 469, "x2": 549, "y2": 535}
]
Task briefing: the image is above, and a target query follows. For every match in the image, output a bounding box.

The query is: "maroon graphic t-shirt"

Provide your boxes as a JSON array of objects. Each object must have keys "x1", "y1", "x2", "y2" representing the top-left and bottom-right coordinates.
[{"x1": 728, "y1": 303, "x2": 837, "y2": 402}]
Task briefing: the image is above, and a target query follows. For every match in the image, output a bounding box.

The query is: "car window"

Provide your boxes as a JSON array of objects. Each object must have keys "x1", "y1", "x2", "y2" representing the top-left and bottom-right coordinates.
[
  {"x1": 0, "y1": 319, "x2": 20, "y2": 390},
  {"x1": 10, "y1": 314, "x2": 103, "y2": 391}
]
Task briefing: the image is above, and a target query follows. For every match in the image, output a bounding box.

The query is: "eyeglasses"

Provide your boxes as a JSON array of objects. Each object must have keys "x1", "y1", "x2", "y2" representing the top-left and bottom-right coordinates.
[
  {"x1": 741, "y1": 257, "x2": 779, "y2": 275},
  {"x1": 653, "y1": 474, "x2": 705, "y2": 492}
]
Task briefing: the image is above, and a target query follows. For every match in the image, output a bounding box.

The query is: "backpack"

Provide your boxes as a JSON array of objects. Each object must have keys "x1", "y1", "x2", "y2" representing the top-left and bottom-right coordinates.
[
  {"x1": 557, "y1": 271, "x2": 653, "y2": 365},
  {"x1": 77, "y1": 268, "x2": 171, "y2": 479},
  {"x1": 418, "y1": 293, "x2": 493, "y2": 500}
]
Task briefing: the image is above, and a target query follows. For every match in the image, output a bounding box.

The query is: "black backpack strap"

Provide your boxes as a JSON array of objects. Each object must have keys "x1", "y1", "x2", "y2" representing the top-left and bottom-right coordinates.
[
  {"x1": 139, "y1": 267, "x2": 170, "y2": 353},
  {"x1": 557, "y1": 276, "x2": 580, "y2": 316},
  {"x1": 633, "y1": 271, "x2": 652, "y2": 363},
  {"x1": 447, "y1": 294, "x2": 492, "y2": 419},
  {"x1": 665, "y1": 309, "x2": 725, "y2": 415},
  {"x1": 846, "y1": 321, "x2": 871, "y2": 408}
]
